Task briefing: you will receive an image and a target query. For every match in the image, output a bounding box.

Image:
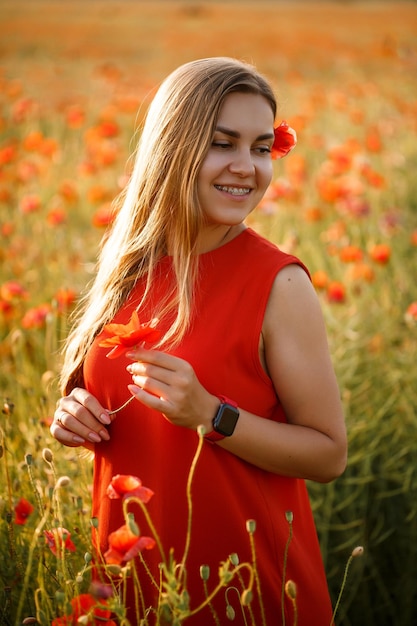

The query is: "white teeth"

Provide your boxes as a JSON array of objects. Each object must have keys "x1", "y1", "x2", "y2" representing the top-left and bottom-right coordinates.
[{"x1": 215, "y1": 185, "x2": 250, "y2": 196}]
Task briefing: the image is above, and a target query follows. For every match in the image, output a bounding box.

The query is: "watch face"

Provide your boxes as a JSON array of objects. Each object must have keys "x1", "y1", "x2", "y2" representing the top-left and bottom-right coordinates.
[{"x1": 214, "y1": 404, "x2": 240, "y2": 436}]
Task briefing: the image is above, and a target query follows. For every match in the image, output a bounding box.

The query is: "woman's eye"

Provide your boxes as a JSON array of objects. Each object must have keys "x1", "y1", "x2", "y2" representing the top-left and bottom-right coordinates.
[
  {"x1": 212, "y1": 142, "x2": 231, "y2": 149},
  {"x1": 255, "y1": 146, "x2": 272, "y2": 155}
]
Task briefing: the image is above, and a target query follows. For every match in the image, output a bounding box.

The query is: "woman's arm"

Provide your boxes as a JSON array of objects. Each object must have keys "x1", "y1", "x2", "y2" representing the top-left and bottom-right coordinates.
[{"x1": 219, "y1": 263, "x2": 347, "y2": 482}]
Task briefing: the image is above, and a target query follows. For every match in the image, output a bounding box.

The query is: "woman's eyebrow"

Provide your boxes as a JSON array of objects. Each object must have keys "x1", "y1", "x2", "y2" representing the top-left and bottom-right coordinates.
[{"x1": 215, "y1": 125, "x2": 274, "y2": 141}]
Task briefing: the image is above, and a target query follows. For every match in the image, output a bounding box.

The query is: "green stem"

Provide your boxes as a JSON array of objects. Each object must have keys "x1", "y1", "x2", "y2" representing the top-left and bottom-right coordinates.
[
  {"x1": 180, "y1": 427, "x2": 205, "y2": 573},
  {"x1": 123, "y1": 496, "x2": 167, "y2": 565},
  {"x1": 247, "y1": 527, "x2": 265, "y2": 626},
  {"x1": 225, "y1": 587, "x2": 249, "y2": 625},
  {"x1": 187, "y1": 563, "x2": 253, "y2": 617},
  {"x1": 329, "y1": 555, "x2": 353, "y2": 626},
  {"x1": 202, "y1": 578, "x2": 220, "y2": 626},
  {"x1": 281, "y1": 513, "x2": 293, "y2": 626},
  {"x1": 15, "y1": 506, "x2": 50, "y2": 626}
]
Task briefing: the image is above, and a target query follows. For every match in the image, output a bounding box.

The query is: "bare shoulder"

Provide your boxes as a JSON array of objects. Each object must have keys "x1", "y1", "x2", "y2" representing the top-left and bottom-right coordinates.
[{"x1": 265, "y1": 263, "x2": 321, "y2": 323}]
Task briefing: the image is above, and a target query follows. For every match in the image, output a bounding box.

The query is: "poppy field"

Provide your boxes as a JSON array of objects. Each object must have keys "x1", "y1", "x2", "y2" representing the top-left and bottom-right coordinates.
[{"x1": 1, "y1": 1, "x2": 417, "y2": 624}]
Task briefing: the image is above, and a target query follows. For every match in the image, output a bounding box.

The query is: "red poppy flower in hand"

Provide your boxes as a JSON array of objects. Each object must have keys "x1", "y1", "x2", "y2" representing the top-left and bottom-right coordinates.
[
  {"x1": 107, "y1": 474, "x2": 154, "y2": 503},
  {"x1": 104, "y1": 523, "x2": 156, "y2": 565},
  {"x1": 44, "y1": 527, "x2": 76, "y2": 556},
  {"x1": 271, "y1": 121, "x2": 297, "y2": 159},
  {"x1": 14, "y1": 497, "x2": 34, "y2": 525},
  {"x1": 99, "y1": 310, "x2": 161, "y2": 359}
]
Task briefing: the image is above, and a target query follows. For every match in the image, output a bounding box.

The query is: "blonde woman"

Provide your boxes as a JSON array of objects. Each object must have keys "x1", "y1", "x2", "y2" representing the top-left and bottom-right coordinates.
[{"x1": 52, "y1": 57, "x2": 347, "y2": 625}]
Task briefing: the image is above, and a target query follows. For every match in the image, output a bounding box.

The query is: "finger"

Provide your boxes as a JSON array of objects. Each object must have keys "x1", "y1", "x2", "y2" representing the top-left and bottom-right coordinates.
[
  {"x1": 50, "y1": 414, "x2": 86, "y2": 447},
  {"x1": 126, "y1": 349, "x2": 178, "y2": 371},
  {"x1": 126, "y1": 361, "x2": 173, "y2": 386},
  {"x1": 70, "y1": 388, "x2": 111, "y2": 425},
  {"x1": 128, "y1": 384, "x2": 170, "y2": 413},
  {"x1": 129, "y1": 373, "x2": 171, "y2": 400},
  {"x1": 53, "y1": 404, "x2": 110, "y2": 444}
]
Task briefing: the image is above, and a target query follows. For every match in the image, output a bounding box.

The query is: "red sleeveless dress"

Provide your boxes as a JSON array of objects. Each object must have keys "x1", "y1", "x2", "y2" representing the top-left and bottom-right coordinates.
[{"x1": 84, "y1": 228, "x2": 334, "y2": 625}]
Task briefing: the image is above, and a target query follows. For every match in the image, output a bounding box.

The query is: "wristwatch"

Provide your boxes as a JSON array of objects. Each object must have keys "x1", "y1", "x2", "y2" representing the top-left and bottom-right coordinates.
[{"x1": 204, "y1": 395, "x2": 240, "y2": 443}]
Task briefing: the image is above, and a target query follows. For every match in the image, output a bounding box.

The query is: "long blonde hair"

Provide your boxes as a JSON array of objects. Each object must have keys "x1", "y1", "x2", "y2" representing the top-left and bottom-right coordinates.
[{"x1": 60, "y1": 57, "x2": 277, "y2": 393}]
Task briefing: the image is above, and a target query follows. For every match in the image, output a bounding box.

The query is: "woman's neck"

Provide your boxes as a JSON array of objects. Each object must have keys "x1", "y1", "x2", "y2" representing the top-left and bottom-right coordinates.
[{"x1": 195, "y1": 223, "x2": 247, "y2": 254}]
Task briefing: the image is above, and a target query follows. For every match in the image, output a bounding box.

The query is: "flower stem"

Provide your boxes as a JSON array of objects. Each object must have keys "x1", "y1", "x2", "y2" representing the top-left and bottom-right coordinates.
[
  {"x1": 281, "y1": 512, "x2": 294, "y2": 626},
  {"x1": 180, "y1": 426, "x2": 205, "y2": 574},
  {"x1": 108, "y1": 394, "x2": 136, "y2": 415},
  {"x1": 330, "y1": 554, "x2": 354, "y2": 626}
]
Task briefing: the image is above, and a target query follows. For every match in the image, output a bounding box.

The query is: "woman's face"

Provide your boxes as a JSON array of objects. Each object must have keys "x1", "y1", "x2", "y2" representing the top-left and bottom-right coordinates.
[{"x1": 197, "y1": 91, "x2": 275, "y2": 229}]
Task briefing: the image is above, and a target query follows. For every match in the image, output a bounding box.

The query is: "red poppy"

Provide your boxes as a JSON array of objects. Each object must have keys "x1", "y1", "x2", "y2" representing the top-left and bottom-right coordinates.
[
  {"x1": 23, "y1": 130, "x2": 44, "y2": 152},
  {"x1": 327, "y1": 281, "x2": 346, "y2": 303},
  {"x1": 0, "y1": 143, "x2": 17, "y2": 164},
  {"x1": 99, "y1": 310, "x2": 161, "y2": 359},
  {"x1": 271, "y1": 121, "x2": 297, "y2": 159},
  {"x1": 14, "y1": 497, "x2": 34, "y2": 525},
  {"x1": 104, "y1": 524, "x2": 156, "y2": 565},
  {"x1": 44, "y1": 527, "x2": 76, "y2": 556},
  {"x1": 47, "y1": 207, "x2": 67, "y2": 226},
  {"x1": 369, "y1": 243, "x2": 391, "y2": 264},
  {"x1": 0, "y1": 299, "x2": 14, "y2": 317},
  {"x1": 21, "y1": 303, "x2": 51, "y2": 329},
  {"x1": 339, "y1": 245, "x2": 363, "y2": 263},
  {"x1": 311, "y1": 270, "x2": 329, "y2": 290},
  {"x1": 1, "y1": 280, "x2": 29, "y2": 301},
  {"x1": 20, "y1": 194, "x2": 41, "y2": 214},
  {"x1": 97, "y1": 119, "x2": 120, "y2": 138},
  {"x1": 51, "y1": 593, "x2": 116, "y2": 626},
  {"x1": 53, "y1": 287, "x2": 76, "y2": 312},
  {"x1": 107, "y1": 474, "x2": 154, "y2": 503},
  {"x1": 405, "y1": 302, "x2": 417, "y2": 324},
  {"x1": 66, "y1": 104, "x2": 85, "y2": 129},
  {"x1": 91, "y1": 203, "x2": 115, "y2": 228}
]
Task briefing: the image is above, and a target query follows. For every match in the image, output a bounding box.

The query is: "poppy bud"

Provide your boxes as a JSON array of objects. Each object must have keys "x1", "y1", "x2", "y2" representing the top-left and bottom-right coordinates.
[
  {"x1": 42, "y1": 448, "x2": 53, "y2": 463},
  {"x1": 55, "y1": 476, "x2": 71, "y2": 489},
  {"x1": 352, "y1": 546, "x2": 364, "y2": 558},
  {"x1": 241, "y1": 589, "x2": 253, "y2": 606},
  {"x1": 246, "y1": 519, "x2": 256, "y2": 534},
  {"x1": 285, "y1": 580, "x2": 297, "y2": 600}
]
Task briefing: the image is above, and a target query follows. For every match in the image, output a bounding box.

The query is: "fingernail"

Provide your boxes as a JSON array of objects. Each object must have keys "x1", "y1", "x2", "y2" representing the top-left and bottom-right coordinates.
[
  {"x1": 88, "y1": 432, "x2": 101, "y2": 443},
  {"x1": 128, "y1": 384, "x2": 141, "y2": 395},
  {"x1": 99, "y1": 412, "x2": 111, "y2": 425},
  {"x1": 73, "y1": 436, "x2": 85, "y2": 444},
  {"x1": 126, "y1": 364, "x2": 133, "y2": 374},
  {"x1": 99, "y1": 429, "x2": 110, "y2": 441}
]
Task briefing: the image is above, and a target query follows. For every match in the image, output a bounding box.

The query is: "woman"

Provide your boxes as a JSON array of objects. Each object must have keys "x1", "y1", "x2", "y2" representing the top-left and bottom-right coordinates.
[{"x1": 51, "y1": 57, "x2": 347, "y2": 625}]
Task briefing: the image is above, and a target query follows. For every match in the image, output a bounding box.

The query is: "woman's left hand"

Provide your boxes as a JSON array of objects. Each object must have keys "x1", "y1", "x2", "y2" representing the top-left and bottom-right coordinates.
[{"x1": 126, "y1": 348, "x2": 218, "y2": 433}]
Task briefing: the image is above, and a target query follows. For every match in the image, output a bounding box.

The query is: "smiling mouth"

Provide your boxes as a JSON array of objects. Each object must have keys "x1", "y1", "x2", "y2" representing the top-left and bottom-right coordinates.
[{"x1": 214, "y1": 185, "x2": 251, "y2": 196}]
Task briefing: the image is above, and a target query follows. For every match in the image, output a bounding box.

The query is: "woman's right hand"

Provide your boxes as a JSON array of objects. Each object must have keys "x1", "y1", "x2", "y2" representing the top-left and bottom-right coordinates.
[{"x1": 50, "y1": 387, "x2": 112, "y2": 447}]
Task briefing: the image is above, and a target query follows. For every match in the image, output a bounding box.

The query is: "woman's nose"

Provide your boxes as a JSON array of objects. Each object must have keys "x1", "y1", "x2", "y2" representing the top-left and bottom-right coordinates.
[{"x1": 228, "y1": 148, "x2": 255, "y2": 176}]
